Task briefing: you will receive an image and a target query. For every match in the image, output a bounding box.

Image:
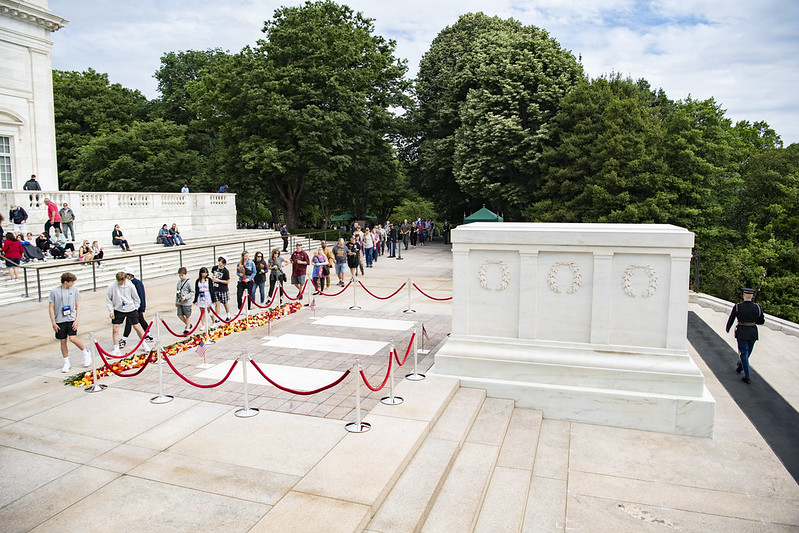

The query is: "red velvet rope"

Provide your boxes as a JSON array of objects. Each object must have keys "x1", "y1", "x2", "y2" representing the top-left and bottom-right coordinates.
[
  {"x1": 94, "y1": 321, "x2": 155, "y2": 359},
  {"x1": 162, "y1": 353, "x2": 239, "y2": 388},
  {"x1": 249, "y1": 289, "x2": 279, "y2": 309},
  {"x1": 97, "y1": 350, "x2": 155, "y2": 377},
  {"x1": 359, "y1": 356, "x2": 392, "y2": 392},
  {"x1": 208, "y1": 302, "x2": 245, "y2": 324},
  {"x1": 393, "y1": 332, "x2": 415, "y2": 366},
  {"x1": 317, "y1": 278, "x2": 353, "y2": 297},
  {"x1": 249, "y1": 359, "x2": 351, "y2": 395},
  {"x1": 412, "y1": 283, "x2": 452, "y2": 301},
  {"x1": 161, "y1": 308, "x2": 205, "y2": 337},
  {"x1": 358, "y1": 281, "x2": 406, "y2": 300},
  {"x1": 281, "y1": 279, "x2": 309, "y2": 301}
]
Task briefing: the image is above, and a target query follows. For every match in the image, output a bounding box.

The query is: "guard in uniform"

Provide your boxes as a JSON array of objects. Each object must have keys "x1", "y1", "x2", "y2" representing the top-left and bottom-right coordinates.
[{"x1": 725, "y1": 287, "x2": 765, "y2": 384}]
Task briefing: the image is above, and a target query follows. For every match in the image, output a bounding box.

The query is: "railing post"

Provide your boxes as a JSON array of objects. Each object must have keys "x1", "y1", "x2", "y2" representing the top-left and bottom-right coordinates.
[
  {"x1": 91, "y1": 261, "x2": 97, "y2": 292},
  {"x1": 36, "y1": 268, "x2": 41, "y2": 302}
]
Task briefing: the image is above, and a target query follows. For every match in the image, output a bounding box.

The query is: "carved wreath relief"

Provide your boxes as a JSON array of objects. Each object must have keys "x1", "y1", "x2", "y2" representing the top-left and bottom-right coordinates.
[
  {"x1": 622, "y1": 265, "x2": 658, "y2": 298},
  {"x1": 547, "y1": 261, "x2": 582, "y2": 294},
  {"x1": 478, "y1": 260, "x2": 511, "y2": 291}
]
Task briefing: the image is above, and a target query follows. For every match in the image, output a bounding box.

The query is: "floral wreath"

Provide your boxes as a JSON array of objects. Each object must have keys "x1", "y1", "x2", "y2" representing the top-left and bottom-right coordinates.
[
  {"x1": 478, "y1": 260, "x2": 511, "y2": 291},
  {"x1": 547, "y1": 261, "x2": 582, "y2": 294},
  {"x1": 622, "y1": 265, "x2": 658, "y2": 298}
]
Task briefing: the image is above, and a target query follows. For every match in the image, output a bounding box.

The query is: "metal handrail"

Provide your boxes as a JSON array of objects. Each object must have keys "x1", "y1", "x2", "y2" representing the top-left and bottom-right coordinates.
[{"x1": 1, "y1": 230, "x2": 341, "y2": 303}]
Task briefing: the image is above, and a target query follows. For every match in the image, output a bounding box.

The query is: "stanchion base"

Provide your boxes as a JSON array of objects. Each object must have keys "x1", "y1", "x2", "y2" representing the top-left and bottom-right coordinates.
[
  {"x1": 405, "y1": 373, "x2": 426, "y2": 381},
  {"x1": 345, "y1": 421, "x2": 371, "y2": 433},
  {"x1": 417, "y1": 349, "x2": 431, "y2": 355},
  {"x1": 150, "y1": 394, "x2": 174, "y2": 404},
  {"x1": 308, "y1": 316, "x2": 321, "y2": 320},
  {"x1": 261, "y1": 336, "x2": 277, "y2": 341},
  {"x1": 196, "y1": 363, "x2": 214, "y2": 369},
  {"x1": 235, "y1": 407, "x2": 259, "y2": 418},
  {"x1": 204, "y1": 339, "x2": 215, "y2": 345},
  {"x1": 403, "y1": 309, "x2": 417, "y2": 314},
  {"x1": 381, "y1": 396, "x2": 404, "y2": 405},
  {"x1": 84, "y1": 383, "x2": 107, "y2": 393},
  {"x1": 349, "y1": 306, "x2": 362, "y2": 310}
]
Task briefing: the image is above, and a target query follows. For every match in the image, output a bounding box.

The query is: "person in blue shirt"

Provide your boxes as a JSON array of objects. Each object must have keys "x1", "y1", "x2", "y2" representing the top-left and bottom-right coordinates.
[{"x1": 235, "y1": 251, "x2": 256, "y2": 310}]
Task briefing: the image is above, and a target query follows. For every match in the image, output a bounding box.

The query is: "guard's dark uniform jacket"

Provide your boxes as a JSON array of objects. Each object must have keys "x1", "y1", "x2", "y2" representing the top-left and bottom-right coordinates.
[{"x1": 725, "y1": 301, "x2": 765, "y2": 340}]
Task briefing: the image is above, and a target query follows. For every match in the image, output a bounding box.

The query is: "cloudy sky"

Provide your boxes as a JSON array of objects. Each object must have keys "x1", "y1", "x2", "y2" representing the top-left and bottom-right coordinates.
[{"x1": 48, "y1": 0, "x2": 799, "y2": 144}]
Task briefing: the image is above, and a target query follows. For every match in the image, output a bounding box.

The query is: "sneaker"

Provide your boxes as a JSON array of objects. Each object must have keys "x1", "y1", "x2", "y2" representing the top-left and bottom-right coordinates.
[
  {"x1": 61, "y1": 359, "x2": 71, "y2": 373},
  {"x1": 112, "y1": 346, "x2": 121, "y2": 356},
  {"x1": 118, "y1": 338, "x2": 127, "y2": 348},
  {"x1": 145, "y1": 335, "x2": 154, "y2": 342},
  {"x1": 82, "y1": 349, "x2": 92, "y2": 367},
  {"x1": 183, "y1": 329, "x2": 190, "y2": 335},
  {"x1": 225, "y1": 315, "x2": 231, "y2": 321},
  {"x1": 141, "y1": 341, "x2": 151, "y2": 353},
  {"x1": 199, "y1": 325, "x2": 206, "y2": 331},
  {"x1": 213, "y1": 318, "x2": 220, "y2": 324}
]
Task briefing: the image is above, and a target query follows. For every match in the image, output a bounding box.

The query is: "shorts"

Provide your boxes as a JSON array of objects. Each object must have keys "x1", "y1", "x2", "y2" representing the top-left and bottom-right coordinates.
[
  {"x1": 112, "y1": 310, "x2": 138, "y2": 326},
  {"x1": 334, "y1": 262, "x2": 347, "y2": 275},
  {"x1": 347, "y1": 256, "x2": 358, "y2": 268},
  {"x1": 212, "y1": 291, "x2": 229, "y2": 304},
  {"x1": 177, "y1": 304, "x2": 192, "y2": 318},
  {"x1": 5, "y1": 258, "x2": 21, "y2": 268},
  {"x1": 291, "y1": 275, "x2": 306, "y2": 286},
  {"x1": 55, "y1": 321, "x2": 77, "y2": 339}
]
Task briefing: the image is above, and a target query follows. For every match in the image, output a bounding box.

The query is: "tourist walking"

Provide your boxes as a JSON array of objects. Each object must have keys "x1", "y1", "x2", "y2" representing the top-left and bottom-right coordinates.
[
  {"x1": 119, "y1": 267, "x2": 151, "y2": 349},
  {"x1": 253, "y1": 251, "x2": 268, "y2": 304},
  {"x1": 194, "y1": 267, "x2": 213, "y2": 330},
  {"x1": 44, "y1": 198, "x2": 61, "y2": 235},
  {"x1": 268, "y1": 248, "x2": 288, "y2": 303},
  {"x1": 211, "y1": 256, "x2": 231, "y2": 321},
  {"x1": 106, "y1": 271, "x2": 149, "y2": 355},
  {"x1": 9, "y1": 204, "x2": 27, "y2": 235},
  {"x1": 2, "y1": 232, "x2": 24, "y2": 282},
  {"x1": 48, "y1": 272, "x2": 93, "y2": 373},
  {"x1": 175, "y1": 266, "x2": 195, "y2": 334},
  {"x1": 290, "y1": 243, "x2": 310, "y2": 297}
]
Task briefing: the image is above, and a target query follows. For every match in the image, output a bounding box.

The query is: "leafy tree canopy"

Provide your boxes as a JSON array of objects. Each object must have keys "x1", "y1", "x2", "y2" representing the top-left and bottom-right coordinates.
[
  {"x1": 190, "y1": 0, "x2": 410, "y2": 225},
  {"x1": 53, "y1": 69, "x2": 152, "y2": 187},
  {"x1": 413, "y1": 12, "x2": 583, "y2": 220}
]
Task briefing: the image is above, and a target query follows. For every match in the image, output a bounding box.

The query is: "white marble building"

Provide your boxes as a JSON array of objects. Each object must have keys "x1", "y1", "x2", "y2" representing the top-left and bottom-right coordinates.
[{"x1": 0, "y1": 0, "x2": 66, "y2": 191}]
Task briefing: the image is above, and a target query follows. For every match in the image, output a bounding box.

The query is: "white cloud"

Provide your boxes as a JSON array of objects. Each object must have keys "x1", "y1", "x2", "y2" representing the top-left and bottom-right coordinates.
[{"x1": 48, "y1": 0, "x2": 799, "y2": 143}]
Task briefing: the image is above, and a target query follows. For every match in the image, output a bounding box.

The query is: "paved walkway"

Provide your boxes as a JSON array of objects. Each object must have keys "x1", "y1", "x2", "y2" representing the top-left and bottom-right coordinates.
[{"x1": 1, "y1": 238, "x2": 797, "y2": 531}]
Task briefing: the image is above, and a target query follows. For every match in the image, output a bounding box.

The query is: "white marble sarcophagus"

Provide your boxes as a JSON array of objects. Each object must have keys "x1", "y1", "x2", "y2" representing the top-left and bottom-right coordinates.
[{"x1": 432, "y1": 223, "x2": 715, "y2": 437}]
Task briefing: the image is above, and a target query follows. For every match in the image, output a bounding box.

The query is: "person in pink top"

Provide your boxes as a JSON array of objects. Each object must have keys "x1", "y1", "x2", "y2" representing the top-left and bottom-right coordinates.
[{"x1": 44, "y1": 198, "x2": 62, "y2": 235}]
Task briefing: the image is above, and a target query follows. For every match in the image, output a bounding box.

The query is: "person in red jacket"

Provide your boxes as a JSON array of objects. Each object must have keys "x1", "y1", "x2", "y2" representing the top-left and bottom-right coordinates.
[{"x1": 2, "y1": 232, "x2": 24, "y2": 283}]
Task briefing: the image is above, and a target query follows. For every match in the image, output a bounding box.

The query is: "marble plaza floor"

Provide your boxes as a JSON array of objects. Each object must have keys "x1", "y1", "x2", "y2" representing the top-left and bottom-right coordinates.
[{"x1": 0, "y1": 238, "x2": 797, "y2": 532}]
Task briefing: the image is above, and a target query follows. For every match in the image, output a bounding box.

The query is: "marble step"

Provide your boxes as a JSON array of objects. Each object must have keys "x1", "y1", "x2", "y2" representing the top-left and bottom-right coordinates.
[
  {"x1": 420, "y1": 397, "x2": 516, "y2": 532},
  {"x1": 251, "y1": 375, "x2": 460, "y2": 532},
  {"x1": 474, "y1": 408, "x2": 543, "y2": 533},
  {"x1": 366, "y1": 387, "x2": 487, "y2": 533}
]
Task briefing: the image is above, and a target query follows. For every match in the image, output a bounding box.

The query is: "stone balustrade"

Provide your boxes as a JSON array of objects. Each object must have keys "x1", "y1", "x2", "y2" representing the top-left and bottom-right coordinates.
[{"x1": 0, "y1": 190, "x2": 236, "y2": 244}]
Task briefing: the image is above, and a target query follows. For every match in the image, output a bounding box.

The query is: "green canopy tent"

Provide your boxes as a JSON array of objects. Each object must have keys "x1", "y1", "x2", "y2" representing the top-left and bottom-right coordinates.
[
  {"x1": 330, "y1": 212, "x2": 356, "y2": 222},
  {"x1": 464, "y1": 206, "x2": 503, "y2": 223}
]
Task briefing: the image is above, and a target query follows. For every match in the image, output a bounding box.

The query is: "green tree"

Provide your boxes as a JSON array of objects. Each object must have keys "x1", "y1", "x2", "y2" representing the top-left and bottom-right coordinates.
[
  {"x1": 413, "y1": 13, "x2": 583, "y2": 219},
  {"x1": 71, "y1": 119, "x2": 201, "y2": 192},
  {"x1": 529, "y1": 76, "x2": 670, "y2": 222},
  {"x1": 53, "y1": 69, "x2": 152, "y2": 188},
  {"x1": 152, "y1": 49, "x2": 232, "y2": 192},
  {"x1": 190, "y1": 0, "x2": 410, "y2": 226}
]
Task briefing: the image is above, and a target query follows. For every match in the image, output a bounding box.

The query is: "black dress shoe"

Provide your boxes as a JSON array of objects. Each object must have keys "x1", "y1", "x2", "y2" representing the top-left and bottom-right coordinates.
[{"x1": 741, "y1": 377, "x2": 751, "y2": 384}]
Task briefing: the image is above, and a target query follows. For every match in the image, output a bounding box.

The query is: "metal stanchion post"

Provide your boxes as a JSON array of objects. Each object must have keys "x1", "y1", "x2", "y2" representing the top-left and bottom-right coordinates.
[
  {"x1": 244, "y1": 298, "x2": 250, "y2": 330},
  {"x1": 417, "y1": 322, "x2": 430, "y2": 355},
  {"x1": 151, "y1": 313, "x2": 174, "y2": 404},
  {"x1": 345, "y1": 360, "x2": 371, "y2": 433},
  {"x1": 381, "y1": 341, "x2": 403, "y2": 405},
  {"x1": 406, "y1": 324, "x2": 426, "y2": 381},
  {"x1": 349, "y1": 276, "x2": 362, "y2": 310},
  {"x1": 403, "y1": 277, "x2": 416, "y2": 313},
  {"x1": 235, "y1": 350, "x2": 259, "y2": 418},
  {"x1": 84, "y1": 331, "x2": 107, "y2": 393}
]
